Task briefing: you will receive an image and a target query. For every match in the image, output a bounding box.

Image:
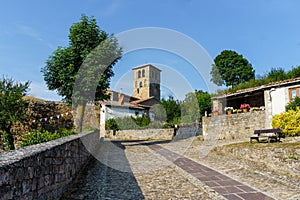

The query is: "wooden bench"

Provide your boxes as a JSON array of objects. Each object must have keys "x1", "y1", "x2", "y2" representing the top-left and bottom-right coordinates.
[{"x1": 250, "y1": 128, "x2": 282, "y2": 143}]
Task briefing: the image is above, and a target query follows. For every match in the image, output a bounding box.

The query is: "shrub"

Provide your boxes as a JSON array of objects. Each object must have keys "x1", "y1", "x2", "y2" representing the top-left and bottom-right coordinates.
[
  {"x1": 20, "y1": 128, "x2": 77, "y2": 147},
  {"x1": 286, "y1": 96, "x2": 300, "y2": 111},
  {"x1": 3, "y1": 131, "x2": 15, "y2": 150},
  {"x1": 272, "y1": 108, "x2": 300, "y2": 137},
  {"x1": 105, "y1": 118, "x2": 120, "y2": 131},
  {"x1": 106, "y1": 116, "x2": 164, "y2": 130}
]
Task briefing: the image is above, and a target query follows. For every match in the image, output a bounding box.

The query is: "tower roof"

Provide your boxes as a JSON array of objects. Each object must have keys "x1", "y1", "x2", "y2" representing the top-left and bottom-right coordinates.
[{"x1": 132, "y1": 64, "x2": 162, "y2": 72}]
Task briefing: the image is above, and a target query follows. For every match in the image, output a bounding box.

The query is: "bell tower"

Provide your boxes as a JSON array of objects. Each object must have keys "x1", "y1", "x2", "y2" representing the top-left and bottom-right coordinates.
[{"x1": 132, "y1": 64, "x2": 161, "y2": 100}]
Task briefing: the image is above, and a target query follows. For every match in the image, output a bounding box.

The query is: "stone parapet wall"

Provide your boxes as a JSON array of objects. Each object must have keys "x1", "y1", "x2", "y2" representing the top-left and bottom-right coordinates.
[
  {"x1": 107, "y1": 124, "x2": 202, "y2": 141},
  {"x1": 107, "y1": 128, "x2": 174, "y2": 140},
  {"x1": 0, "y1": 131, "x2": 99, "y2": 200},
  {"x1": 202, "y1": 111, "x2": 267, "y2": 140},
  {"x1": 174, "y1": 124, "x2": 202, "y2": 140}
]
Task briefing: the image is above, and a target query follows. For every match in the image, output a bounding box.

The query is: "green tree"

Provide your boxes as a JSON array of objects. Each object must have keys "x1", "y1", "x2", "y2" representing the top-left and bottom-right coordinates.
[
  {"x1": 41, "y1": 15, "x2": 122, "y2": 132},
  {"x1": 286, "y1": 96, "x2": 300, "y2": 111},
  {"x1": 181, "y1": 90, "x2": 212, "y2": 123},
  {"x1": 287, "y1": 65, "x2": 300, "y2": 79},
  {"x1": 0, "y1": 77, "x2": 29, "y2": 150},
  {"x1": 211, "y1": 50, "x2": 255, "y2": 87},
  {"x1": 266, "y1": 67, "x2": 287, "y2": 82},
  {"x1": 160, "y1": 96, "x2": 181, "y2": 124},
  {"x1": 195, "y1": 90, "x2": 212, "y2": 117}
]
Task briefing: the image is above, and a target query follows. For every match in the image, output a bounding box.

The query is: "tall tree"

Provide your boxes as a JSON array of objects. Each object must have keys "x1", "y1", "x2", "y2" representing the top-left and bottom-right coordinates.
[
  {"x1": 0, "y1": 77, "x2": 29, "y2": 150},
  {"x1": 266, "y1": 67, "x2": 288, "y2": 82},
  {"x1": 181, "y1": 90, "x2": 212, "y2": 123},
  {"x1": 41, "y1": 15, "x2": 122, "y2": 132},
  {"x1": 211, "y1": 50, "x2": 255, "y2": 87},
  {"x1": 160, "y1": 96, "x2": 181, "y2": 124},
  {"x1": 41, "y1": 14, "x2": 121, "y2": 104},
  {"x1": 287, "y1": 65, "x2": 300, "y2": 78}
]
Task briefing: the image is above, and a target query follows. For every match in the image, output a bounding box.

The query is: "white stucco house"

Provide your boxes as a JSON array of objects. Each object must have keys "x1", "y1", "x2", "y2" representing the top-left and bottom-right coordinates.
[
  {"x1": 211, "y1": 78, "x2": 300, "y2": 127},
  {"x1": 99, "y1": 64, "x2": 161, "y2": 133}
]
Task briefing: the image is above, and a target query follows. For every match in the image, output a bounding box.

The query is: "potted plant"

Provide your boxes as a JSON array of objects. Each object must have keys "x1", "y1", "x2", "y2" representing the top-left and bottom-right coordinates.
[
  {"x1": 240, "y1": 103, "x2": 250, "y2": 112},
  {"x1": 212, "y1": 109, "x2": 219, "y2": 116},
  {"x1": 250, "y1": 107, "x2": 260, "y2": 112},
  {"x1": 224, "y1": 107, "x2": 233, "y2": 115}
]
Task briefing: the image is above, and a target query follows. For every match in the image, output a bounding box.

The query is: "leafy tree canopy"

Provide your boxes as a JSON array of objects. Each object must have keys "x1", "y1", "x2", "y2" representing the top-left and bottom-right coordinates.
[
  {"x1": 41, "y1": 14, "x2": 122, "y2": 104},
  {"x1": 160, "y1": 96, "x2": 181, "y2": 124},
  {"x1": 0, "y1": 77, "x2": 29, "y2": 150},
  {"x1": 181, "y1": 90, "x2": 212, "y2": 123},
  {"x1": 211, "y1": 50, "x2": 255, "y2": 87}
]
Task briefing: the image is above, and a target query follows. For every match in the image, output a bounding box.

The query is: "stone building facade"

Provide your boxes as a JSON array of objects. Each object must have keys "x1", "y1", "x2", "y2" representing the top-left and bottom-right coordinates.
[{"x1": 132, "y1": 64, "x2": 161, "y2": 101}]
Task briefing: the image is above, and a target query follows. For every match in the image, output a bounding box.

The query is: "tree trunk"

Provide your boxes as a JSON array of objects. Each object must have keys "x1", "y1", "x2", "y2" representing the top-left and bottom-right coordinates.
[{"x1": 77, "y1": 102, "x2": 87, "y2": 133}]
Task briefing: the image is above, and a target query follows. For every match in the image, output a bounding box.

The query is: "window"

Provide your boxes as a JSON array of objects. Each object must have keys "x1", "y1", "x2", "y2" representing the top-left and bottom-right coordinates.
[
  {"x1": 135, "y1": 81, "x2": 137, "y2": 88},
  {"x1": 139, "y1": 82, "x2": 143, "y2": 87},
  {"x1": 138, "y1": 70, "x2": 141, "y2": 78},
  {"x1": 144, "y1": 79, "x2": 146, "y2": 86},
  {"x1": 142, "y1": 69, "x2": 145, "y2": 77},
  {"x1": 289, "y1": 87, "x2": 300, "y2": 101}
]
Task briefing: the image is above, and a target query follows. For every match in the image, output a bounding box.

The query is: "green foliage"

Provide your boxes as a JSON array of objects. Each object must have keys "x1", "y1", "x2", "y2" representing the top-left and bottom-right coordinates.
[
  {"x1": 272, "y1": 109, "x2": 300, "y2": 137},
  {"x1": 181, "y1": 92, "x2": 199, "y2": 123},
  {"x1": 3, "y1": 131, "x2": 15, "y2": 150},
  {"x1": 105, "y1": 118, "x2": 120, "y2": 131},
  {"x1": 132, "y1": 116, "x2": 150, "y2": 127},
  {"x1": 212, "y1": 50, "x2": 255, "y2": 87},
  {"x1": 0, "y1": 77, "x2": 30, "y2": 150},
  {"x1": 266, "y1": 67, "x2": 288, "y2": 82},
  {"x1": 287, "y1": 65, "x2": 300, "y2": 78},
  {"x1": 20, "y1": 128, "x2": 77, "y2": 147},
  {"x1": 41, "y1": 14, "x2": 122, "y2": 104},
  {"x1": 286, "y1": 96, "x2": 300, "y2": 111},
  {"x1": 160, "y1": 96, "x2": 181, "y2": 123},
  {"x1": 222, "y1": 66, "x2": 300, "y2": 94},
  {"x1": 181, "y1": 90, "x2": 212, "y2": 122},
  {"x1": 107, "y1": 116, "x2": 163, "y2": 130}
]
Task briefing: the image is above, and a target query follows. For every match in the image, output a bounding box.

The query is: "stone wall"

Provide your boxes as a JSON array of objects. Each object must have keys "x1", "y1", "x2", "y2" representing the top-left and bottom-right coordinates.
[
  {"x1": 107, "y1": 128, "x2": 174, "y2": 140},
  {"x1": 0, "y1": 131, "x2": 99, "y2": 199},
  {"x1": 107, "y1": 124, "x2": 202, "y2": 141},
  {"x1": 0, "y1": 100, "x2": 74, "y2": 151},
  {"x1": 202, "y1": 111, "x2": 267, "y2": 140},
  {"x1": 173, "y1": 124, "x2": 202, "y2": 140}
]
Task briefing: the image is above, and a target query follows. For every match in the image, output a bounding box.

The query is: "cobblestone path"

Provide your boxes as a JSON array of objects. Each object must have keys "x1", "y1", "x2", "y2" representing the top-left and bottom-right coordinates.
[
  {"x1": 147, "y1": 142, "x2": 273, "y2": 200},
  {"x1": 62, "y1": 140, "x2": 278, "y2": 199}
]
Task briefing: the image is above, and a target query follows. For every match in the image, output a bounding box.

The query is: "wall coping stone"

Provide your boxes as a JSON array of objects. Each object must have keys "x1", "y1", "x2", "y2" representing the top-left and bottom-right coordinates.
[{"x1": 0, "y1": 131, "x2": 95, "y2": 167}]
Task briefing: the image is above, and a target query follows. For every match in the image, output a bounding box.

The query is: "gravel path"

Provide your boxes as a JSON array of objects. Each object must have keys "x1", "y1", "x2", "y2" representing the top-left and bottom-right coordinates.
[{"x1": 62, "y1": 137, "x2": 300, "y2": 200}]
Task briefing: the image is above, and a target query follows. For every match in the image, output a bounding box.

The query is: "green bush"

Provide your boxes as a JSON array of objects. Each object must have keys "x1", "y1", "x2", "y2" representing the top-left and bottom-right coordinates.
[
  {"x1": 20, "y1": 128, "x2": 77, "y2": 147},
  {"x1": 106, "y1": 116, "x2": 164, "y2": 130},
  {"x1": 272, "y1": 108, "x2": 300, "y2": 137},
  {"x1": 105, "y1": 118, "x2": 120, "y2": 131},
  {"x1": 3, "y1": 131, "x2": 15, "y2": 150},
  {"x1": 286, "y1": 96, "x2": 300, "y2": 111}
]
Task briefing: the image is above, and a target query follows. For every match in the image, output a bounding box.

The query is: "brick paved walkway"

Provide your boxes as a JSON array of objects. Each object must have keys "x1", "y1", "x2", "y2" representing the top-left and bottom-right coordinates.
[{"x1": 147, "y1": 143, "x2": 274, "y2": 200}]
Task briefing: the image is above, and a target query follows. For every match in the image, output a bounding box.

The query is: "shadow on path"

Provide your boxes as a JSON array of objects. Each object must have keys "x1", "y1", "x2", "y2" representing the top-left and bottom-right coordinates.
[{"x1": 61, "y1": 141, "x2": 145, "y2": 199}]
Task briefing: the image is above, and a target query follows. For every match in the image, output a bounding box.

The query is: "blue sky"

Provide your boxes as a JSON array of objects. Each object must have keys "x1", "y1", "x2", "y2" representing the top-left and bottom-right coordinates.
[{"x1": 1, "y1": 0, "x2": 300, "y2": 100}]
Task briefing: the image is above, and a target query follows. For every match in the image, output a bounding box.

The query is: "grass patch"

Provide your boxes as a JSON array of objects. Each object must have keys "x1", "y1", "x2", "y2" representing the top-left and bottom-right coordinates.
[
  {"x1": 287, "y1": 154, "x2": 298, "y2": 160},
  {"x1": 225, "y1": 141, "x2": 300, "y2": 149}
]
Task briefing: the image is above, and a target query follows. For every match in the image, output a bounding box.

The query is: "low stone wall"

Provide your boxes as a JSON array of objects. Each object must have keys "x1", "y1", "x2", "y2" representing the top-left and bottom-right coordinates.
[
  {"x1": 107, "y1": 124, "x2": 202, "y2": 141},
  {"x1": 202, "y1": 111, "x2": 266, "y2": 140},
  {"x1": 107, "y1": 128, "x2": 174, "y2": 140},
  {"x1": 0, "y1": 131, "x2": 99, "y2": 199},
  {"x1": 173, "y1": 124, "x2": 202, "y2": 140}
]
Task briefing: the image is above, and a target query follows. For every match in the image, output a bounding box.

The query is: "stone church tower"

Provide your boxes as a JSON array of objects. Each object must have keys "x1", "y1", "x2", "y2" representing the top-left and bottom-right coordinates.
[{"x1": 132, "y1": 64, "x2": 161, "y2": 100}]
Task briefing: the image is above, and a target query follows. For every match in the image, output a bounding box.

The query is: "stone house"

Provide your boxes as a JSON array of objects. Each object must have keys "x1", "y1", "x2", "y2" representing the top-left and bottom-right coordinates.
[
  {"x1": 99, "y1": 64, "x2": 161, "y2": 132},
  {"x1": 203, "y1": 78, "x2": 300, "y2": 140}
]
